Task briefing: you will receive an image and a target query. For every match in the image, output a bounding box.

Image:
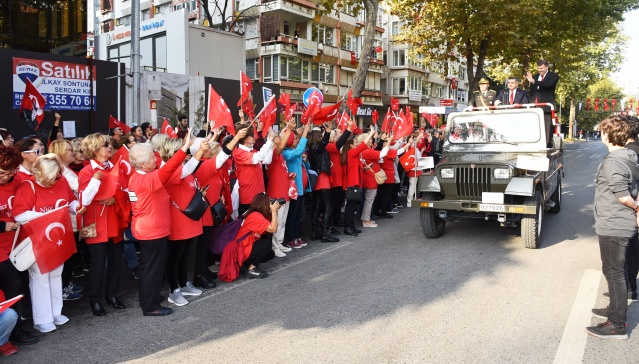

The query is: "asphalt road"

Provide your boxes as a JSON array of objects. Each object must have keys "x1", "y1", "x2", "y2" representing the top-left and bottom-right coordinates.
[{"x1": 8, "y1": 140, "x2": 639, "y2": 364}]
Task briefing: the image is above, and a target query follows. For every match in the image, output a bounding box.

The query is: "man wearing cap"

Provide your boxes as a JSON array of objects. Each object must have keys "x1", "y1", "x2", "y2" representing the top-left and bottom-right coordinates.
[
  {"x1": 468, "y1": 78, "x2": 497, "y2": 107},
  {"x1": 494, "y1": 77, "x2": 529, "y2": 106}
]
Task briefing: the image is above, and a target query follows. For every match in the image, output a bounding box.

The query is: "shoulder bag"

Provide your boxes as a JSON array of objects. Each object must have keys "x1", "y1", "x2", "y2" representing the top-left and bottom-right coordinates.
[
  {"x1": 345, "y1": 186, "x2": 363, "y2": 202},
  {"x1": 9, "y1": 224, "x2": 36, "y2": 272},
  {"x1": 172, "y1": 180, "x2": 209, "y2": 221}
]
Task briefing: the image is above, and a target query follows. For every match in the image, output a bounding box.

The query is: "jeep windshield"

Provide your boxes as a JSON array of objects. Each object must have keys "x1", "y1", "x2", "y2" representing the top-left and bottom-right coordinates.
[{"x1": 448, "y1": 112, "x2": 541, "y2": 144}]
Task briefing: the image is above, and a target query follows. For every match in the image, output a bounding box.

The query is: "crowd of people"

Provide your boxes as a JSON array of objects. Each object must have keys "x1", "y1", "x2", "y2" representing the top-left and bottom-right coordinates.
[{"x1": 0, "y1": 111, "x2": 445, "y2": 356}]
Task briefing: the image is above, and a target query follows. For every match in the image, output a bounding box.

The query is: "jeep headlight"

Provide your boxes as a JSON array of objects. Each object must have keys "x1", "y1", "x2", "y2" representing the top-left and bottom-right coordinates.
[
  {"x1": 440, "y1": 168, "x2": 455, "y2": 179},
  {"x1": 493, "y1": 168, "x2": 511, "y2": 179}
]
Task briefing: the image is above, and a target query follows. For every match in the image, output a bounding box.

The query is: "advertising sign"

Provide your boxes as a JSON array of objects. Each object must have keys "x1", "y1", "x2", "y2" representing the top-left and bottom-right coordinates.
[
  {"x1": 440, "y1": 99, "x2": 454, "y2": 106},
  {"x1": 13, "y1": 57, "x2": 96, "y2": 111},
  {"x1": 297, "y1": 38, "x2": 318, "y2": 57}
]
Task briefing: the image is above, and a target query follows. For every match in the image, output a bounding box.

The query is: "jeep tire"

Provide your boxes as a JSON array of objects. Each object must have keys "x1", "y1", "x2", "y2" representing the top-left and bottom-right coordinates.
[
  {"x1": 521, "y1": 190, "x2": 543, "y2": 249},
  {"x1": 420, "y1": 193, "x2": 446, "y2": 238}
]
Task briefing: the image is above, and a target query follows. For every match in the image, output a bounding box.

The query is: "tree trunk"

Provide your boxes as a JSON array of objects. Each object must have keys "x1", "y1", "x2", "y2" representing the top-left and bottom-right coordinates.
[
  {"x1": 465, "y1": 38, "x2": 475, "y2": 92},
  {"x1": 568, "y1": 98, "x2": 576, "y2": 140},
  {"x1": 351, "y1": 0, "x2": 379, "y2": 98}
]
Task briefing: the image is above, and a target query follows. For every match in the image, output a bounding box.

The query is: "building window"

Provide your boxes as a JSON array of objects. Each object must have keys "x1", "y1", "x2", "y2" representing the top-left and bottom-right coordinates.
[
  {"x1": 456, "y1": 89, "x2": 467, "y2": 102},
  {"x1": 422, "y1": 82, "x2": 431, "y2": 97},
  {"x1": 311, "y1": 63, "x2": 333, "y2": 84},
  {"x1": 246, "y1": 59, "x2": 259, "y2": 79},
  {"x1": 391, "y1": 21, "x2": 404, "y2": 36},
  {"x1": 409, "y1": 76, "x2": 421, "y2": 91},
  {"x1": 116, "y1": 16, "x2": 131, "y2": 27},
  {"x1": 392, "y1": 49, "x2": 405, "y2": 67},
  {"x1": 392, "y1": 77, "x2": 406, "y2": 96},
  {"x1": 340, "y1": 32, "x2": 357, "y2": 53},
  {"x1": 436, "y1": 85, "x2": 446, "y2": 98},
  {"x1": 459, "y1": 67, "x2": 467, "y2": 80},
  {"x1": 108, "y1": 33, "x2": 167, "y2": 72},
  {"x1": 277, "y1": 56, "x2": 310, "y2": 83},
  {"x1": 263, "y1": 56, "x2": 272, "y2": 82},
  {"x1": 311, "y1": 23, "x2": 334, "y2": 46}
]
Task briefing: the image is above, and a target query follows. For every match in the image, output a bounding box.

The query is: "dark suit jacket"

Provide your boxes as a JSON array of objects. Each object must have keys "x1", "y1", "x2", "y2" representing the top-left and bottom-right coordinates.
[
  {"x1": 528, "y1": 71, "x2": 559, "y2": 110},
  {"x1": 496, "y1": 88, "x2": 529, "y2": 105},
  {"x1": 469, "y1": 89, "x2": 497, "y2": 107}
]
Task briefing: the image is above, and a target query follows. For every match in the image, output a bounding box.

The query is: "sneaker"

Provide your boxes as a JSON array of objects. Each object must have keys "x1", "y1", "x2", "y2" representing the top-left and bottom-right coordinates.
[
  {"x1": 287, "y1": 240, "x2": 302, "y2": 249},
  {"x1": 53, "y1": 315, "x2": 69, "y2": 326},
  {"x1": 180, "y1": 282, "x2": 202, "y2": 296},
  {"x1": 396, "y1": 204, "x2": 404, "y2": 208},
  {"x1": 72, "y1": 267, "x2": 85, "y2": 278},
  {"x1": 0, "y1": 342, "x2": 18, "y2": 357},
  {"x1": 274, "y1": 249, "x2": 286, "y2": 258},
  {"x1": 296, "y1": 238, "x2": 308, "y2": 247},
  {"x1": 586, "y1": 321, "x2": 629, "y2": 339},
  {"x1": 62, "y1": 287, "x2": 81, "y2": 301},
  {"x1": 132, "y1": 267, "x2": 139, "y2": 280},
  {"x1": 33, "y1": 323, "x2": 56, "y2": 333},
  {"x1": 387, "y1": 208, "x2": 399, "y2": 214},
  {"x1": 280, "y1": 246, "x2": 292, "y2": 252},
  {"x1": 362, "y1": 221, "x2": 378, "y2": 228},
  {"x1": 603, "y1": 290, "x2": 637, "y2": 302},
  {"x1": 246, "y1": 267, "x2": 268, "y2": 279},
  {"x1": 591, "y1": 307, "x2": 608, "y2": 320},
  {"x1": 168, "y1": 289, "x2": 189, "y2": 306},
  {"x1": 68, "y1": 282, "x2": 84, "y2": 293}
]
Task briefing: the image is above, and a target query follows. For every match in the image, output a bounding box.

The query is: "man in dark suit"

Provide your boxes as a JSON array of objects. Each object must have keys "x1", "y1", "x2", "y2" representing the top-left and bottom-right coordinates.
[
  {"x1": 468, "y1": 78, "x2": 497, "y2": 108},
  {"x1": 526, "y1": 60, "x2": 560, "y2": 146},
  {"x1": 494, "y1": 77, "x2": 529, "y2": 106}
]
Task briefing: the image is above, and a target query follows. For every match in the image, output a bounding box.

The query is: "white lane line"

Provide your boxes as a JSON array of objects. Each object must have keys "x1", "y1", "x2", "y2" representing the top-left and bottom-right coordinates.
[
  {"x1": 553, "y1": 269, "x2": 601, "y2": 364},
  {"x1": 191, "y1": 240, "x2": 356, "y2": 304}
]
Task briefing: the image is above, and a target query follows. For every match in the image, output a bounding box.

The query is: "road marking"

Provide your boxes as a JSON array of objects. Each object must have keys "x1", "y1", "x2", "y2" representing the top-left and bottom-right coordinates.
[
  {"x1": 553, "y1": 269, "x2": 601, "y2": 364},
  {"x1": 191, "y1": 240, "x2": 356, "y2": 304}
]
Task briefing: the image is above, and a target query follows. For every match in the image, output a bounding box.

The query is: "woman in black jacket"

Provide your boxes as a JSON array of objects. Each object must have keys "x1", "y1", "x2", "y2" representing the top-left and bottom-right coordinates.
[{"x1": 307, "y1": 121, "x2": 350, "y2": 242}]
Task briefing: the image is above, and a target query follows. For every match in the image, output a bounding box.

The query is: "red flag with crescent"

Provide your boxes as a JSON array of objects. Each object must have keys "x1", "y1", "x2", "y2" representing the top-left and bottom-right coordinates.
[
  {"x1": 161, "y1": 118, "x2": 178, "y2": 138},
  {"x1": 94, "y1": 157, "x2": 121, "y2": 200},
  {"x1": 19, "y1": 78, "x2": 46, "y2": 128},
  {"x1": 237, "y1": 71, "x2": 253, "y2": 106},
  {"x1": 392, "y1": 109, "x2": 406, "y2": 139},
  {"x1": 337, "y1": 111, "x2": 350, "y2": 132},
  {"x1": 314, "y1": 101, "x2": 342, "y2": 124},
  {"x1": 399, "y1": 147, "x2": 417, "y2": 171},
  {"x1": 390, "y1": 97, "x2": 400, "y2": 112},
  {"x1": 586, "y1": 99, "x2": 591, "y2": 111},
  {"x1": 21, "y1": 207, "x2": 77, "y2": 274},
  {"x1": 346, "y1": 90, "x2": 363, "y2": 115},
  {"x1": 278, "y1": 92, "x2": 292, "y2": 120},
  {"x1": 258, "y1": 96, "x2": 278, "y2": 131},
  {"x1": 208, "y1": 85, "x2": 236, "y2": 135},
  {"x1": 109, "y1": 116, "x2": 131, "y2": 133},
  {"x1": 372, "y1": 109, "x2": 379, "y2": 124},
  {"x1": 611, "y1": 99, "x2": 617, "y2": 110},
  {"x1": 603, "y1": 99, "x2": 609, "y2": 111},
  {"x1": 302, "y1": 89, "x2": 322, "y2": 124},
  {"x1": 594, "y1": 98, "x2": 600, "y2": 111},
  {"x1": 381, "y1": 108, "x2": 392, "y2": 134}
]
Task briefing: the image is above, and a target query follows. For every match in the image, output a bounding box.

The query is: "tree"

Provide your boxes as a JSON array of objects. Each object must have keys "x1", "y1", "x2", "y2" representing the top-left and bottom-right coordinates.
[
  {"x1": 588, "y1": 77, "x2": 625, "y2": 101},
  {"x1": 314, "y1": 0, "x2": 378, "y2": 99},
  {"x1": 199, "y1": 0, "x2": 261, "y2": 32}
]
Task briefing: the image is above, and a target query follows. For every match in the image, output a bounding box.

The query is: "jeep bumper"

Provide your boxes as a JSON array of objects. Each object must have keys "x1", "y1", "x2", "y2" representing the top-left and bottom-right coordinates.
[{"x1": 410, "y1": 199, "x2": 537, "y2": 215}]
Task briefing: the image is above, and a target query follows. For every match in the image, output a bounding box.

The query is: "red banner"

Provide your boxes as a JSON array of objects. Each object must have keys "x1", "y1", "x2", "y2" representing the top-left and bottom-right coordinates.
[
  {"x1": 594, "y1": 98, "x2": 600, "y2": 111},
  {"x1": 586, "y1": 98, "x2": 591, "y2": 111}
]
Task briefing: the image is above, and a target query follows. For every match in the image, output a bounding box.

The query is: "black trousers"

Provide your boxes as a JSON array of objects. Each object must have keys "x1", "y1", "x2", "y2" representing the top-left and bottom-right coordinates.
[
  {"x1": 87, "y1": 239, "x2": 124, "y2": 304},
  {"x1": 373, "y1": 184, "x2": 393, "y2": 215},
  {"x1": 627, "y1": 233, "x2": 639, "y2": 291},
  {"x1": 344, "y1": 199, "x2": 361, "y2": 228},
  {"x1": 331, "y1": 187, "x2": 345, "y2": 224},
  {"x1": 60, "y1": 232, "x2": 81, "y2": 288},
  {"x1": 285, "y1": 195, "x2": 304, "y2": 243},
  {"x1": 0, "y1": 259, "x2": 27, "y2": 332},
  {"x1": 139, "y1": 237, "x2": 168, "y2": 312},
  {"x1": 598, "y1": 235, "x2": 629, "y2": 328},
  {"x1": 243, "y1": 239, "x2": 275, "y2": 268},
  {"x1": 166, "y1": 238, "x2": 194, "y2": 291},
  {"x1": 312, "y1": 188, "x2": 334, "y2": 229},
  {"x1": 239, "y1": 203, "x2": 251, "y2": 216},
  {"x1": 194, "y1": 226, "x2": 213, "y2": 278}
]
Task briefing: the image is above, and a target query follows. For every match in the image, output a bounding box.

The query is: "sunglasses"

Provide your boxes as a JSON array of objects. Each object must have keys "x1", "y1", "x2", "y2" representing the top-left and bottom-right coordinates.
[
  {"x1": 24, "y1": 149, "x2": 41, "y2": 155},
  {"x1": 102, "y1": 141, "x2": 110, "y2": 148}
]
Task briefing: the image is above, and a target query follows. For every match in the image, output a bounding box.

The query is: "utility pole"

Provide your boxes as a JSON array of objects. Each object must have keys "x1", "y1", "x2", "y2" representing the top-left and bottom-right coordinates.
[{"x1": 131, "y1": 0, "x2": 141, "y2": 126}]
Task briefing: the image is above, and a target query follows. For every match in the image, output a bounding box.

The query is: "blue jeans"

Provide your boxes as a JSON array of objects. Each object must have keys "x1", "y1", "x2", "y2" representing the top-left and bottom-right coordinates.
[
  {"x1": 285, "y1": 195, "x2": 304, "y2": 243},
  {"x1": 0, "y1": 309, "x2": 18, "y2": 346},
  {"x1": 598, "y1": 235, "x2": 630, "y2": 328},
  {"x1": 123, "y1": 227, "x2": 139, "y2": 270}
]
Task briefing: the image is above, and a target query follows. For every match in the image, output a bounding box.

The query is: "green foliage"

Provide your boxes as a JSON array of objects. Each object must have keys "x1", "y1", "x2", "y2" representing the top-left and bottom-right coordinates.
[
  {"x1": 588, "y1": 77, "x2": 625, "y2": 100},
  {"x1": 575, "y1": 110, "x2": 617, "y2": 131},
  {"x1": 194, "y1": 95, "x2": 206, "y2": 128}
]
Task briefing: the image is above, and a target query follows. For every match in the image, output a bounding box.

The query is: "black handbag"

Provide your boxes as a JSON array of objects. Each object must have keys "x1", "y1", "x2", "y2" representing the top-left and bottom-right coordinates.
[
  {"x1": 345, "y1": 186, "x2": 363, "y2": 202},
  {"x1": 172, "y1": 188, "x2": 209, "y2": 221},
  {"x1": 211, "y1": 200, "x2": 227, "y2": 227}
]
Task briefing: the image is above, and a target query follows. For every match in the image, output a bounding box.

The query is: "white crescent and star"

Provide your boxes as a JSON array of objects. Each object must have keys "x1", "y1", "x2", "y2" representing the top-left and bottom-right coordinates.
[
  {"x1": 121, "y1": 160, "x2": 132, "y2": 175},
  {"x1": 45, "y1": 222, "x2": 66, "y2": 246}
]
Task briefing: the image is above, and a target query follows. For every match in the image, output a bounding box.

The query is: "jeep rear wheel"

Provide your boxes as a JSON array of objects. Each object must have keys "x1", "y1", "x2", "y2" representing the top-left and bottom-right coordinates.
[
  {"x1": 548, "y1": 173, "x2": 561, "y2": 213},
  {"x1": 521, "y1": 190, "x2": 543, "y2": 249},
  {"x1": 420, "y1": 193, "x2": 446, "y2": 238}
]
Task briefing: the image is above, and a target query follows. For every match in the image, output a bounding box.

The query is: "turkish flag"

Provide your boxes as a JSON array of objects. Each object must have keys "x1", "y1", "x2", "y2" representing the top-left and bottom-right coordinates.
[
  {"x1": 94, "y1": 157, "x2": 121, "y2": 200},
  {"x1": 390, "y1": 97, "x2": 400, "y2": 112},
  {"x1": 242, "y1": 98, "x2": 256, "y2": 119},
  {"x1": 109, "y1": 115, "x2": 131, "y2": 133},
  {"x1": 374, "y1": 46, "x2": 383, "y2": 53},
  {"x1": 402, "y1": 106, "x2": 414, "y2": 137},
  {"x1": 278, "y1": 92, "x2": 292, "y2": 120},
  {"x1": 399, "y1": 147, "x2": 417, "y2": 171},
  {"x1": 604, "y1": 99, "x2": 609, "y2": 111},
  {"x1": 161, "y1": 118, "x2": 178, "y2": 138},
  {"x1": 258, "y1": 96, "x2": 278, "y2": 131},
  {"x1": 381, "y1": 108, "x2": 393, "y2": 134},
  {"x1": 237, "y1": 71, "x2": 253, "y2": 106},
  {"x1": 595, "y1": 98, "x2": 600, "y2": 111},
  {"x1": 314, "y1": 101, "x2": 342, "y2": 124},
  {"x1": 350, "y1": 51, "x2": 357, "y2": 65},
  {"x1": 611, "y1": 99, "x2": 617, "y2": 110},
  {"x1": 451, "y1": 78, "x2": 457, "y2": 90},
  {"x1": 346, "y1": 90, "x2": 363, "y2": 116},
  {"x1": 21, "y1": 207, "x2": 77, "y2": 274},
  {"x1": 372, "y1": 109, "x2": 379, "y2": 124},
  {"x1": 19, "y1": 78, "x2": 46, "y2": 129},
  {"x1": 586, "y1": 98, "x2": 591, "y2": 111},
  {"x1": 392, "y1": 109, "x2": 406, "y2": 139},
  {"x1": 302, "y1": 89, "x2": 322, "y2": 124},
  {"x1": 337, "y1": 111, "x2": 350, "y2": 132},
  {"x1": 208, "y1": 85, "x2": 236, "y2": 135}
]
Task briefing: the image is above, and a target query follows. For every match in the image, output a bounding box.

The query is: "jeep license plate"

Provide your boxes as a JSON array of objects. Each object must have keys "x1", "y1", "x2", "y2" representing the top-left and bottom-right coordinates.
[{"x1": 479, "y1": 204, "x2": 505, "y2": 212}]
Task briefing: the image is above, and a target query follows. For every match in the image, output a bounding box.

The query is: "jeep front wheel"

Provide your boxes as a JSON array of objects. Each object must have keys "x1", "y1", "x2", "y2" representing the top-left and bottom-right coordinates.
[
  {"x1": 420, "y1": 193, "x2": 446, "y2": 239},
  {"x1": 521, "y1": 190, "x2": 543, "y2": 249}
]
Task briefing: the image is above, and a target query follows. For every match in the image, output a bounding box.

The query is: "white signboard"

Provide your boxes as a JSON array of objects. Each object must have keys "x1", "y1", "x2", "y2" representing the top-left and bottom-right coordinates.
[
  {"x1": 297, "y1": 38, "x2": 318, "y2": 56},
  {"x1": 409, "y1": 90, "x2": 422, "y2": 102},
  {"x1": 63, "y1": 120, "x2": 76, "y2": 138}
]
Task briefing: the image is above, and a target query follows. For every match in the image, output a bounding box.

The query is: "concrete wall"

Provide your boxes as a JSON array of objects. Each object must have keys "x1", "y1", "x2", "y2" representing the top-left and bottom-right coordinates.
[{"x1": 188, "y1": 25, "x2": 245, "y2": 80}]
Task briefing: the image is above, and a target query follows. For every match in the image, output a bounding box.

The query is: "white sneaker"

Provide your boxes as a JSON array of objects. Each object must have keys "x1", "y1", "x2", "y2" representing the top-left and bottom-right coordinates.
[
  {"x1": 53, "y1": 315, "x2": 69, "y2": 325},
  {"x1": 274, "y1": 249, "x2": 286, "y2": 258},
  {"x1": 33, "y1": 323, "x2": 56, "y2": 333},
  {"x1": 180, "y1": 282, "x2": 202, "y2": 296},
  {"x1": 279, "y1": 246, "x2": 292, "y2": 252},
  {"x1": 168, "y1": 289, "x2": 189, "y2": 306}
]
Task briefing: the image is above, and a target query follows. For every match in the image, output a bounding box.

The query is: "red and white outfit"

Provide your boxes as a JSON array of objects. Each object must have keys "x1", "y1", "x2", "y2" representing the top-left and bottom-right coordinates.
[
  {"x1": 13, "y1": 177, "x2": 78, "y2": 329},
  {"x1": 266, "y1": 150, "x2": 290, "y2": 253},
  {"x1": 232, "y1": 140, "x2": 274, "y2": 206}
]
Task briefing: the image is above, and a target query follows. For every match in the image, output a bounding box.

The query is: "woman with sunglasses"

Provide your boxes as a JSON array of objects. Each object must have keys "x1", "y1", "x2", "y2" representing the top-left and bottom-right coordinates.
[
  {"x1": 12, "y1": 154, "x2": 85, "y2": 333},
  {"x1": 14, "y1": 139, "x2": 41, "y2": 183},
  {"x1": 78, "y1": 134, "x2": 131, "y2": 316}
]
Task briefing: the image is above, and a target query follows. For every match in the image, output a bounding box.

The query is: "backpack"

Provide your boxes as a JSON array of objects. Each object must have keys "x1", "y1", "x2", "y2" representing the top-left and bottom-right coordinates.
[{"x1": 210, "y1": 218, "x2": 250, "y2": 255}]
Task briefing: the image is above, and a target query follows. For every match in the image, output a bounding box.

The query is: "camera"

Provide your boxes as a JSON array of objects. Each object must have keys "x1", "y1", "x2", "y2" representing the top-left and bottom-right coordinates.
[{"x1": 270, "y1": 197, "x2": 286, "y2": 205}]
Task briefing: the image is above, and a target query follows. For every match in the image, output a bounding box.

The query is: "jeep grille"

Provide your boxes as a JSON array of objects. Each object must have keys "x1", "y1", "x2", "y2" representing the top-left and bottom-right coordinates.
[{"x1": 455, "y1": 167, "x2": 492, "y2": 199}]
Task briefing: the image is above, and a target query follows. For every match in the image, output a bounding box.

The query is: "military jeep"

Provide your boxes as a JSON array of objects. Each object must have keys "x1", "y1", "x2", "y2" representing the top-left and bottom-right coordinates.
[{"x1": 411, "y1": 105, "x2": 563, "y2": 249}]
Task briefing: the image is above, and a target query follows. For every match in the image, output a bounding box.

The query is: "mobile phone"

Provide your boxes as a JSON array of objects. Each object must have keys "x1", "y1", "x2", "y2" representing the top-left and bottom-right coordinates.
[{"x1": 201, "y1": 185, "x2": 210, "y2": 192}]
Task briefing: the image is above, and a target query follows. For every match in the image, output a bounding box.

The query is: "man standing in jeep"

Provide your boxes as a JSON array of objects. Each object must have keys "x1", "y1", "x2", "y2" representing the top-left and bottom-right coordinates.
[{"x1": 526, "y1": 60, "x2": 559, "y2": 146}]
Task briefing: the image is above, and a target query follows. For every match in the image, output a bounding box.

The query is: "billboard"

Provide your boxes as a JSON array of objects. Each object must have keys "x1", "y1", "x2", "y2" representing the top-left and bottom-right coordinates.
[{"x1": 13, "y1": 57, "x2": 97, "y2": 111}]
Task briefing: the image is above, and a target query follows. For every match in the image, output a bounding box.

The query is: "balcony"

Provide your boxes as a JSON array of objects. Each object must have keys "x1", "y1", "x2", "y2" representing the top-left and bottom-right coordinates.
[{"x1": 261, "y1": 0, "x2": 316, "y2": 19}]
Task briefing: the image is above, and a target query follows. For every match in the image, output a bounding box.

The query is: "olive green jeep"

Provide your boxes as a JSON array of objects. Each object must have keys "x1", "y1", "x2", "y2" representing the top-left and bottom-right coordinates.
[{"x1": 411, "y1": 105, "x2": 563, "y2": 249}]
